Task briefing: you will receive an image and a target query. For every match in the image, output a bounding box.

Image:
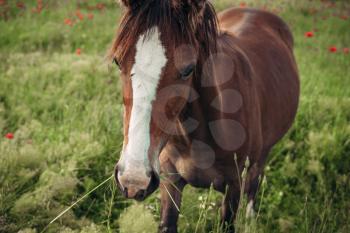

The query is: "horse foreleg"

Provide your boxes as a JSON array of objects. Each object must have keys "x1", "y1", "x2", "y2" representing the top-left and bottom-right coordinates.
[
  {"x1": 221, "y1": 186, "x2": 240, "y2": 233},
  {"x1": 159, "y1": 173, "x2": 186, "y2": 233}
]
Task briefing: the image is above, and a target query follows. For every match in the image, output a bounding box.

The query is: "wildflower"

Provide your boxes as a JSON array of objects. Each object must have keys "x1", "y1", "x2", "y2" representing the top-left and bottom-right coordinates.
[
  {"x1": 76, "y1": 48, "x2": 82, "y2": 55},
  {"x1": 340, "y1": 15, "x2": 348, "y2": 20},
  {"x1": 272, "y1": 8, "x2": 281, "y2": 14},
  {"x1": 37, "y1": 0, "x2": 43, "y2": 7},
  {"x1": 261, "y1": 5, "x2": 267, "y2": 11},
  {"x1": 16, "y1": 2, "x2": 25, "y2": 9},
  {"x1": 87, "y1": 13, "x2": 94, "y2": 20},
  {"x1": 329, "y1": 2, "x2": 336, "y2": 8},
  {"x1": 344, "y1": 48, "x2": 349, "y2": 54},
  {"x1": 308, "y1": 8, "x2": 317, "y2": 15},
  {"x1": 96, "y1": 3, "x2": 105, "y2": 10},
  {"x1": 304, "y1": 31, "x2": 314, "y2": 38},
  {"x1": 64, "y1": 18, "x2": 73, "y2": 26},
  {"x1": 239, "y1": 2, "x2": 246, "y2": 8},
  {"x1": 329, "y1": 46, "x2": 337, "y2": 53},
  {"x1": 76, "y1": 10, "x2": 84, "y2": 21},
  {"x1": 5, "y1": 133, "x2": 14, "y2": 140},
  {"x1": 0, "y1": 0, "x2": 6, "y2": 6},
  {"x1": 34, "y1": 0, "x2": 43, "y2": 13}
]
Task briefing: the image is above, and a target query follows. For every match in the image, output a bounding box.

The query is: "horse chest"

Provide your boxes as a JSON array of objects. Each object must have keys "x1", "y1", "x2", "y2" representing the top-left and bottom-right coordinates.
[{"x1": 174, "y1": 156, "x2": 226, "y2": 191}]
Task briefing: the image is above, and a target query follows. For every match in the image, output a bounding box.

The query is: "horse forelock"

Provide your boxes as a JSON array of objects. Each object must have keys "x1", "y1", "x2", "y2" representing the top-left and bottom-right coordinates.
[{"x1": 109, "y1": 0, "x2": 219, "y2": 65}]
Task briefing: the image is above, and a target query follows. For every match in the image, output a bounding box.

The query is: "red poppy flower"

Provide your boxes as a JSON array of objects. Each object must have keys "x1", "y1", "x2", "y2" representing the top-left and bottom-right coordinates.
[
  {"x1": 87, "y1": 13, "x2": 94, "y2": 20},
  {"x1": 5, "y1": 133, "x2": 14, "y2": 140},
  {"x1": 305, "y1": 31, "x2": 314, "y2": 38},
  {"x1": 308, "y1": 8, "x2": 317, "y2": 15},
  {"x1": 329, "y1": 46, "x2": 337, "y2": 53},
  {"x1": 0, "y1": 0, "x2": 6, "y2": 6},
  {"x1": 344, "y1": 48, "x2": 349, "y2": 54},
  {"x1": 16, "y1": 2, "x2": 25, "y2": 9},
  {"x1": 96, "y1": 3, "x2": 105, "y2": 10},
  {"x1": 340, "y1": 15, "x2": 348, "y2": 20},
  {"x1": 64, "y1": 18, "x2": 73, "y2": 26},
  {"x1": 329, "y1": 3, "x2": 336, "y2": 8},
  {"x1": 272, "y1": 8, "x2": 281, "y2": 14},
  {"x1": 32, "y1": 0, "x2": 43, "y2": 13},
  {"x1": 239, "y1": 2, "x2": 246, "y2": 8},
  {"x1": 37, "y1": 0, "x2": 42, "y2": 7},
  {"x1": 261, "y1": 5, "x2": 267, "y2": 11},
  {"x1": 76, "y1": 10, "x2": 84, "y2": 21},
  {"x1": 76, "y1": 48, "x2": 82, "y2": 55}
]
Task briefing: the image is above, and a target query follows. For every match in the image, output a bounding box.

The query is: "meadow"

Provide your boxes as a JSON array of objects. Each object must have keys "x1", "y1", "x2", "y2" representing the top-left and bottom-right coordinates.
[{"x1": 0, "y1": 0, "x2": 349, "y2": 232}]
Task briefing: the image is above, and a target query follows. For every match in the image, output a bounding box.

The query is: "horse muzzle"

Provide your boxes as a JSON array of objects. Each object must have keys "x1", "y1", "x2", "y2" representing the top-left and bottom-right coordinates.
[{"x1": 114, "y1": 163, "x2": 159, "y2": 201}]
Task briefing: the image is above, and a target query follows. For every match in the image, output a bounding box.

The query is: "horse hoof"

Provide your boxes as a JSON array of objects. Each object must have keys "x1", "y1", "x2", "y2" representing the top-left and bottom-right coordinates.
[{"x1": 159, "y1": 226, "x2": 177, "y2": 233}]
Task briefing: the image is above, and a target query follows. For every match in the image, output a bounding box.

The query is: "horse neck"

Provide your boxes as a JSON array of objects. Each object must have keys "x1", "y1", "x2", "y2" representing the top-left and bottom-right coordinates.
[
  {"x1": 173, "y1": 52, "x2": 223, "y2": 145},
  {"x1": 171, "y1": 17, "x2": 222, "y2": 145}
]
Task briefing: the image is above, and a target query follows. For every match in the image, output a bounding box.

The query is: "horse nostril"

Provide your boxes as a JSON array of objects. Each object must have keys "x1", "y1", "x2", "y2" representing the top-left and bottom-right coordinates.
[
  {"x1": 114, "y1": 167, "x2": 159, "y2": 200},
  {"x1": 135, "y1": 189, "x2": 146, "y2": 201},
  {"x1": 146, "y1": 170, "x2": 152, "y2": 178},
  {"x1": 123, "y1": 187, "x2": 128, "y2": 198}
]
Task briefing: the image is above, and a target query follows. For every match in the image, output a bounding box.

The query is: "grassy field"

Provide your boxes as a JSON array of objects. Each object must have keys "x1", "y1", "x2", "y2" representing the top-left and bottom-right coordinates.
[{"x1": 0, "y1": 0, "x2": 349, "y2": 232}]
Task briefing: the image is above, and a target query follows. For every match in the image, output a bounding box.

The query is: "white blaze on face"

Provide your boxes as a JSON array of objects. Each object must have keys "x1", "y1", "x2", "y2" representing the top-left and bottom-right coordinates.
[{"x1": 120, "y1": 27, "x2": 167, "y2": 173}]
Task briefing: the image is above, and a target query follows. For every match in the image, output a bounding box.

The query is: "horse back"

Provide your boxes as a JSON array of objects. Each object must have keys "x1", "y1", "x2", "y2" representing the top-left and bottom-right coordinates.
[{"x1": 217, "y1": 8, "x2": 300, "y2": 150}]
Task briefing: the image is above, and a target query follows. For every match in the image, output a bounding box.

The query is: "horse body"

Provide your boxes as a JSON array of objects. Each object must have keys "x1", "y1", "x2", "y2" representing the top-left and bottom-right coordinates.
[
  {"x1": 158, "y1": 8, "x2": 299, "y2": 231},
  {"x1": 111, "y1": 2, "x2": 299, "y2": 232}
]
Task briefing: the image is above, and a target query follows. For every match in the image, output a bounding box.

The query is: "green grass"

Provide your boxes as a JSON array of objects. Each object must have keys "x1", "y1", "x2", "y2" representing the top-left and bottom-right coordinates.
[{"x1": 0, "y1": 0, "x2": 349, "y2": 232}]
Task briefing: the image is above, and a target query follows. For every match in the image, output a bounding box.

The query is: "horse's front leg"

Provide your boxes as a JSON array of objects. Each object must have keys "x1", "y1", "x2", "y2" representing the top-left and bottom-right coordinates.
[
  {"x1": 221, "y1": 186, "x2": 240, "y2": 233},
  {"x1": 159, "y1": 163, "x2": 186, "y2": 233}
]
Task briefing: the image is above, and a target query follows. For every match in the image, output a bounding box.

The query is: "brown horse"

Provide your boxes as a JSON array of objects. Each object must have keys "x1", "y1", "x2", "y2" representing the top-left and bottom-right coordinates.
[{"x1": 110, "y1": 1, "x2": 299, "y2": 232}]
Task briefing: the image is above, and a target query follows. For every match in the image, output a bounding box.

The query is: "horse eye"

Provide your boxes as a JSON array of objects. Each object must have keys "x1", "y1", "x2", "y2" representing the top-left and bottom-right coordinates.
[{"x1": 180, "y1": 64, "x2": 195, "y2": 80}]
